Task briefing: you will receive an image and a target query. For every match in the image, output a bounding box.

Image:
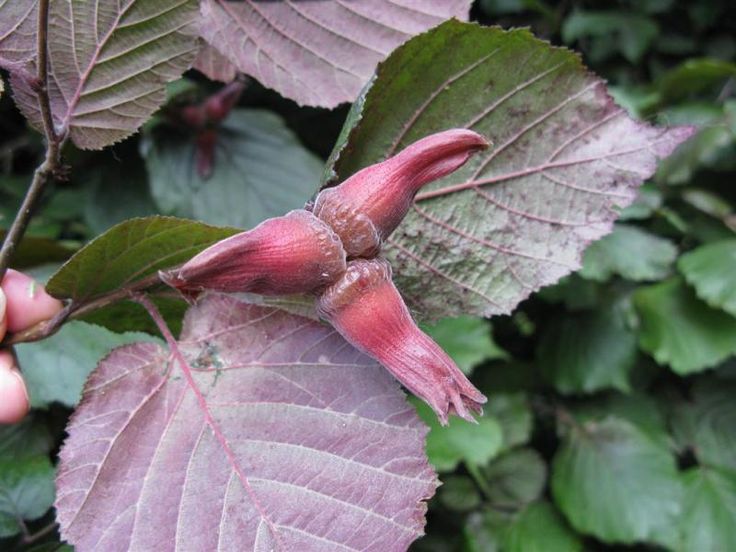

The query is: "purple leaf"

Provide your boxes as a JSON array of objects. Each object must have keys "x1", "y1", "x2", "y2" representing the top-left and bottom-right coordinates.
[
  {"x1": 11, "y1": 0, "x2": 199, "y2": 149},
  {"x1": 193, "y1": 42, "x2": 238, "y2": 83},
  {"x1": 0, "y1": 0, "x2": 38, "y2": 71},
  {"x1": 56, "y1": 294, "x2": 436, "y2": 551},
  {"x1": 198, "y1": 0, "x2": 472, "y2": 108}
]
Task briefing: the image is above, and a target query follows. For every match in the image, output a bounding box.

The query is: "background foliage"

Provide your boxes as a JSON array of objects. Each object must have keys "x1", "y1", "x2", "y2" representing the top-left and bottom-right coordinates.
[{"x1": 0, "y1": 0, "x2": 734, "y2": 550}]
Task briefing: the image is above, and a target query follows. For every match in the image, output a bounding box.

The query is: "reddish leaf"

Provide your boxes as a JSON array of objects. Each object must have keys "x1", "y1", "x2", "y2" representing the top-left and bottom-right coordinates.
[
  {"x1": 193, "y1": 42, "x2": 238, "y2": 83},
  {"x1": 11, "y1": 0, "x2": 199, "y2": 149},
  {"x1": 199, "y1": 0, "x2": 471, "y2": 107},
  {"x1": 0, "y1": 0, "x2": 37, "y2": 70},
  {"x1": 56, "y1": 294, "x2": 436, "y2": 551}
]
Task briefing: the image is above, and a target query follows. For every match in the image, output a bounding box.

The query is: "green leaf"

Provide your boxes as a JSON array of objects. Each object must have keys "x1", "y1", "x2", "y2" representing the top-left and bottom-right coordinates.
[
  {"x1": 422, "y1": 316, "x2": 507, "y2": 375},
  {"x1": 0, "y1": 456, "x2": 55, "y2": 538},
  {"x1": 634, "y1": 278, "x2": 736, "y2": 374},
  {"x1": 464, "y1": 502, "x2": 582, "y2": 552},
  {"x1": 481, "y1": 448, "x2": 546, "y2": 509},
  {"x1": 572, "y1": 393, "x2": 672, "y2": 450},
  {"x1": 412, "y1": 399, "x2": 502, "y2": 472},
  {"x1": 484, "y1": 393, "x2": 533, "y2": 452},
  {"x1": 657, "y1": 58, "x2": 736, "y2": 104},
  {"x1": 618, "y1": 184, "x2": 663, "y2": 220},
  {"x1": 46, "y1": 216, "x2": 238, "y2": 303},
  {"x1": 682, "y1": 189, "x2": 733, "y2": 220},
  {"x1": 679, "y1": 240, "x2": 736, "y2": 318},
  {"x1": 684, "y1": 379, "x2": 736, "y2": 471},
  {"x1": 538, "y1": 308, "x2": 637, "y2": 394},
  {"x1": 552, "y1": 417, "x2": 682, "y2": 545},
  {"x1": 656, "y1": 124, "x2": 734, "y2": 185},
  {"x1": 78, "y1": 295, "x2": 188, "y2": 336},
  {"x1": 83, "y1": 162, "x2": 158, "y2": 235},
  {"x1": 0, "y1": 415, "x2": 53, "y2": 461},
  {"x1": 561, "y1": 10, "x2": 659, "y2": 63},
  {"x1": 0, "y1": 232, "x2": 74, "y2": 270},
  {"x1": 15, "y1": 321, "x2": 159, "y2": 408},
  {"x1": 678, "y1": 467, "x2": 736, "y2": 552},
  {"x1": 142, "y1": 109, "x2": 322, "y2": 229},
  {"x1": 502, "y1": 502, "x2": 583, "y2": 552},
  {"x1": 438, "y1": 475, "x2": 482, "y2": 512},
  {"x1": 323, "y1": 19, "x2": 691, "y2": 320},
  {"x1": 464, "y1": 509, "x2": 508, "y2": 552},
  {"x1": 580, "y1": 224, "x2": 677, "y2": 282}
]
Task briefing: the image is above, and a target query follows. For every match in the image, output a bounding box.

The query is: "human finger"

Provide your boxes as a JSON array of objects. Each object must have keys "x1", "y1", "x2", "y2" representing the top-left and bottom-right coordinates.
[{"x1": 1, "y1": 269, "x2": 63, "y2": 333}]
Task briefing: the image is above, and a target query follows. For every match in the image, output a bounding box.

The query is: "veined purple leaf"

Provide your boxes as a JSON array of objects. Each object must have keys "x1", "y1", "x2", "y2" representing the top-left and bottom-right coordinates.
[
  {"x1": 11, "y1": 0, "x2": 199, "y2": 150},
  {"x1": 193, "y1": 42, "x2": 237, "y2": 83},
  {"x1": 324, "y1": 20, "x2": 695, "y2": 319},
  {"x1": 56, "y1": 294, "x2": 436, "y2": 551},
  {"x1": 0, "y1": 0, "x2": 37, "y2": 70},
  {"x1": 198, "y1": 0, "x2": 471, "y2": 108}
]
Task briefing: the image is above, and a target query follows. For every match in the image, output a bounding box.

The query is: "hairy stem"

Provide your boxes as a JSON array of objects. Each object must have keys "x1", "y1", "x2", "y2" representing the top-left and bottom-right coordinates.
[
  {"x1": 0, "y1": 0, "x2": 62, "y2": 279},
  {"x1": 21, "y1": 521, "x2": 58, "y2": 545}
]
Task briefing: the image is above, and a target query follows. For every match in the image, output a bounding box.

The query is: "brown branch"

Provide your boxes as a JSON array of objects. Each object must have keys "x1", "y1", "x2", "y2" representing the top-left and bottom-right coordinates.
[{"x1": 0, "y1": 0, "x2": 63, "y2": 279}]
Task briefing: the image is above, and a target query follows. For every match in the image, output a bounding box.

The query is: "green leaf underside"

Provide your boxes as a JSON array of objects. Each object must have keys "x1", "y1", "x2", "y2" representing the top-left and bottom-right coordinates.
[
  {"x1": 438, "y1": 475, "x2": 482, "y2": 511},
  {"x1": 464, "y1": 501, "x2": 582, "y2": 552},
  {"x1": 412, "y1": 399, "x2": 503, "y2": 472},
  {"x1": 142, "y1": 109, "x2": 323, "y2": 229},
  {"x1": 10, "y1": 0, "x2": 199, "y2": 150},
  {"x1": 682, "y1": 379, "x2": 736, "y2": 472},
  {"x1": 0, "y1": 456, "x2": 55, "y2": 538},
  {"x1": 679, "y1": 466, "x2": 736, "y2": 552},
  {"x1": 551, "y1": 417, "x2": 682, "y2": 545},
  {"x1": 538, "y1": 308, "x2": 638, "y2": 394},
  {"x1": 324, "y1": 20, "x2": 692, "y2": 319},
  {"x1": 484, "y1": 393, "x2": 533, "y2": 452},
  {"x1": 15, "y1": 321, "x2": 159, "y2": 408},
  {"x1": 0, "y1": 416, "x2": 53, "y2": 461},
  {"x1": 634, "y1": 278, "x2": 736, "y2": 374},
  {"x1": 46, "y1": 216, "x2": 238, "y2": 303},
  {"x1": 679, "y1": 239, "x2": 736, "y2": 317},
  {"x1": 481, "y1": 448, "x2": 547, "y2": 509},
  {"x1": 580, "y1": 223, "x2": 677, "y2": 282},
  {"x1": 503, "y1": 502, "x2": 583, "y2": 552}
]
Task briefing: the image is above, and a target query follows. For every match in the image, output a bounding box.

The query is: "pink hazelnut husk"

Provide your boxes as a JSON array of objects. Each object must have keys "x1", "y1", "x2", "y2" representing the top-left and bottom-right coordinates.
[
  {"x1": 317, "y1": 258, "x2": 487, "y2": 425},
  {"x1": 313, "y1": 129, "x2": 489, "y2": 258},
  {"x1": 161, "y1": 209, "x2": 347, "y2": 298}
]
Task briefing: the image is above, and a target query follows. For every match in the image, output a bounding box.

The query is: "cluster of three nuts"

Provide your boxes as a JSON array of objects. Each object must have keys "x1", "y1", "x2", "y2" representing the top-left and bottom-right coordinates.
[{"x1": 162, "y1": 129, "x2": 489, "y2": 424}]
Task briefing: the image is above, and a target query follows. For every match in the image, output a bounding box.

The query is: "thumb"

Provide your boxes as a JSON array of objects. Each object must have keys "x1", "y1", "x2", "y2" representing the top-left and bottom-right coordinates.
[
  {"x1": 1, "y1": 269, "x2": 63, "y2": 333},
  {"x1": 0, "y1": 288, "x2": 6, "y2": 341},
  {"x1": 0, "y1": 350, "x2": 30, "y2": 424}
]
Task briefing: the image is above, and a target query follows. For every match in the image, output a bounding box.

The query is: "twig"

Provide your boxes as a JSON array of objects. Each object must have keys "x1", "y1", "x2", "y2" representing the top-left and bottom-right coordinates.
[
  {"x1": 0, "y1": 0, "x2": 62, "y2": 279},
  {"x1": 21, "y1": 521, "x2": 58, "y2": 545}
]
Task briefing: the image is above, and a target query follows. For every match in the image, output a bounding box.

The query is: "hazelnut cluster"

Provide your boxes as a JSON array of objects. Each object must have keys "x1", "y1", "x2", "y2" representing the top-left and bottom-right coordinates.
[{"x1": 162, "y1": 129, "x2": 489, "y2": 424}]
